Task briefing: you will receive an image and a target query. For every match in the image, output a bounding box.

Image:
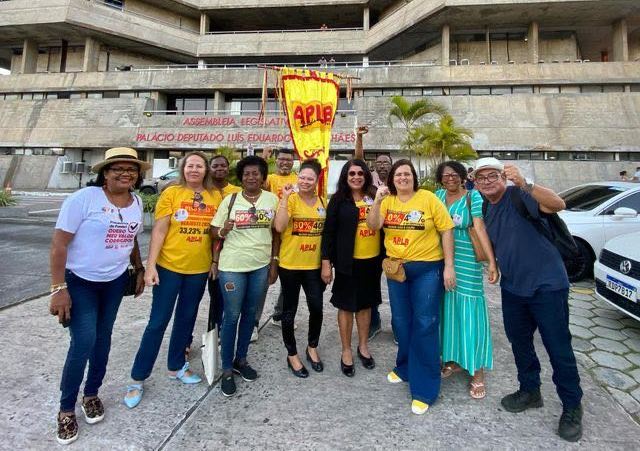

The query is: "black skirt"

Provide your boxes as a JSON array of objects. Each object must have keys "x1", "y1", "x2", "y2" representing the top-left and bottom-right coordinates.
[{"x1": 330, "y1": 256, "x2": 382, "y2": 312}]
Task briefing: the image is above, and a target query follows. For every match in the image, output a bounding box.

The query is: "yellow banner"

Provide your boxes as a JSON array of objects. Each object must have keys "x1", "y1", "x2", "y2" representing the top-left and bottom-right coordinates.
[{"x1": 280, "y1": 67, "x2": 339, "y2": 170}]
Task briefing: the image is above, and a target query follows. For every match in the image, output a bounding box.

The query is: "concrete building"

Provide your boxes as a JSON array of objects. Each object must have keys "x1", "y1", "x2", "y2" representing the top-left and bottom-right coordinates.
[{"x1": 0, "y1": 0, "x2": 639, "y2": 191}]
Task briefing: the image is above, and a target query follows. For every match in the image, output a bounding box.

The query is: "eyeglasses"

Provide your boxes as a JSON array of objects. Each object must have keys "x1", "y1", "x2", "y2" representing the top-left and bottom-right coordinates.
[
  {"x1": 109, "y1": 167, "x2": 138, "y2": 175},
  {"x1": 348, "y1": 170, "x2": 364, "y2": 177},
  {"x1": 474, "y1": 172, "x2": 501, "y2": 184},
  {"x1": 442, "y1": 173, "x2": 461, "y2": 179},
  {"x1": 192, "y1": 192, "x2": 206, "y2": 210}
]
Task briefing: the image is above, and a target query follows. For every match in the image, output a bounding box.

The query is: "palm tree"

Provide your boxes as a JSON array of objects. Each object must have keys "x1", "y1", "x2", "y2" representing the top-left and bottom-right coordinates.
[
  {"x1": 387, "y1": 96, "x2": 447, "y2": 174},
  {"x1": 411, "y1": 114, "x2": 477, "y2": 179}
]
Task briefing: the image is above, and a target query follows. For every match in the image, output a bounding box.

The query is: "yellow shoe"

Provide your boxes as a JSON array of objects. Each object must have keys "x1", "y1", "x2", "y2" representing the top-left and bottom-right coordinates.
[
  {"x1": 411, "y1": 400, "x2": 429, "y2": 415},
  {"x1": 387, "y1": 370, "x2": 402, "y2": 384}
]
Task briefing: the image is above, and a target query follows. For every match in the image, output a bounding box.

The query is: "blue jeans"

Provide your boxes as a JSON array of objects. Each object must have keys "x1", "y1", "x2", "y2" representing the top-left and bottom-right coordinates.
[
  {"x1": 501, "y1": 288, "x2": 583, "y2": 409},
  {"x1": 131, "y1": 266, "x2": 208, "y2": 381},
  {"x1": 60, "y1": 269, "x2": 128, "y2": 411},
  {"x1": 219, "y1": 266, "x2": 269, "y2": 371},
  {"x1": 387, "y1": 260, "x2": 443, "y2": 405}
]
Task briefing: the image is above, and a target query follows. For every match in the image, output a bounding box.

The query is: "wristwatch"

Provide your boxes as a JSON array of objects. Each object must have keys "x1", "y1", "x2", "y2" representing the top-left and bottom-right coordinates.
[{"x1": 522, "y1": 177, "x2": 535, "y2": 193}]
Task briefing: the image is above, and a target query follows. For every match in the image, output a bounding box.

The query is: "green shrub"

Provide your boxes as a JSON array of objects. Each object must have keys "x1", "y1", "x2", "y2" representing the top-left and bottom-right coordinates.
[
  {"x1": 419, "y1": 177, "x2": 440, "y2": 193},
  {"x1": 138, "y1": 192, "x2": 159, "y2": 213},
  {"x1": 0, "y1": 190, "x2": 16, "y2": 207}
]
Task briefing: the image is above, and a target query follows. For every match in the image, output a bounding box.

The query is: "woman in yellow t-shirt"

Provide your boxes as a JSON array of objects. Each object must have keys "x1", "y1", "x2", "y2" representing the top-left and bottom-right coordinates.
[
  {"x1": 274, "y1": 159, "x2": 327, "y2": 378},
  {"x1": 321, "y1": 159, "x2": 383, "y2": 378},
  {"x1": 367, "y1": 159, "x2": 455, "y2": 415},
  {"x1": 125, "y1": 151, "x2": 219, "y2": 409}
]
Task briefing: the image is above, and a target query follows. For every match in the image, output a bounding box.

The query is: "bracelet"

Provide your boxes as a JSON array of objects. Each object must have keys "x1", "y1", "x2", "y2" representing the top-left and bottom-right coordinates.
[
  {"x1": 50, "y1": 282, "x2": 67, "y2": 292},
  {"x1": 271, "y1": 256, "x2": 280, "y2": 261},
  {"x1": 217, "y1": 228, "x2": 226, "y2": 239},
  {"x1": 50, "y1": 288, "x2": 67, "y2": 297}
]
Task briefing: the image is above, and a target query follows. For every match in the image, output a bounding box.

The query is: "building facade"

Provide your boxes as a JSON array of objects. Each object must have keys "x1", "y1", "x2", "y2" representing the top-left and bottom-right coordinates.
[{"x1": 0, "y1": 0, "x2": 639, "y2": 191}]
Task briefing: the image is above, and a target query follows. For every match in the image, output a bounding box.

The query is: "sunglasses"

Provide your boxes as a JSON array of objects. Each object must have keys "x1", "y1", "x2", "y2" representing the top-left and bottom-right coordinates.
[
  {"x1": 192, "y1": 192, "x2": 206, "y2": 210},
  {"x1": 348, "y1": 170, "x2": 364, "y2": 177}
]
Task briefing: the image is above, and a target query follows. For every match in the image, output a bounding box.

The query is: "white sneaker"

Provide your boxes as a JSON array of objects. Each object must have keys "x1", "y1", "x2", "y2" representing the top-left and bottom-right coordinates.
[
  {"x1": 250, "y1": 327, "x2": 258, "y2": 343},
  {"x1": 411, "y1": 400, "x2": 429, "y2": 415}
]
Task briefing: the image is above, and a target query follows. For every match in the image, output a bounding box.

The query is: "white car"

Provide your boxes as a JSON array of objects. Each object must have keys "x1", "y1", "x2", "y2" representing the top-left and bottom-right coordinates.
[
  {"x1": 558, "y1": 182, "x2": 640, "y2": 281},
  {"x1": 594, "y1": 231, "x2": 640, "y2": 322}
]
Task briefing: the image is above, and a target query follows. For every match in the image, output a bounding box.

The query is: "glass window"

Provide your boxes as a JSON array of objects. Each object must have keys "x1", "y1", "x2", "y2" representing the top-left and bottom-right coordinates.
[
  {"x1": 530, "y1": 151, "x2": 544, "y2": 160},
  {"x1": 136, "y1": 91, "x2": 151, "y2": 98},
  {"x1": 423, "y1": 88, "x2": 446, "y2": 96},
  {"x1": 560, "y1": 185, "x2": 630, "y2": 211},
  {"x1": 560, "y1": 86, "x2": 580, "y2": 93},
  {"x1": 383, "y1": 89, "x2": 402, "y2": 96},
  {"x1": 183, "y1": 98, "x2": 206, "y2": 112},
  {"x1": 87, "y1": 92, "x2": 102, "y2": 99},
  {"x1": 493, "y1": 151, "x2": 516, "y2": 160},
  {"x1": 512, "y1": 86, "x2": 533, "y2": 94},
  {"x1": 103, "y1": 91, "x2": 119, "y2": 99},
  {"x1": 545, "y1": 151, "x2": 559, "y2": 160},
  {"x1": 630, "y1": 85, "x2": 640, "y2": 92},
  {"x1": 57, "y1": 92, "x2": 71, "y2": 99},
  {"x1": 4, "y1": 94, "x2": 18, "y2": 100},
  {"x1": 491, "y1": 87, "x2": 511, "y2": 95},
  {"x1": 402, "y1": 88, "x2": 422, "y2": 96},
  {"x1": 46, "y1": 93, "x2": 58, "y2": 99},
  {"x1": 470, "y1": 87, "x2": 490, "y2": 95},
  {"x1": 538, "y1": 86, "x2": 559, "y2": 94},
  {"x1": 363, "y1": 89, "x2": 382, "y2": 97},
  {"x1": 516, "y1": 152, "x2": 530, "y2": 160},
  {"x1": 581, "y1": 85, "x2": 602, "y2": 93},
  {"x1": 602, "y1": 85, "x2": 624, "y2": 93},
  {"x1": 70, "y1": 93, "x2": 83, "y2": 99},
  {"x1": 595, "y1": 152, "x2": 615, "y2": 161},
  {"x1": 120, "y1": 91, "x2": 135, "y2": 98},
  {"x1": 609, "y1": 193, "x2": 640, "y2": 213},
  {"x1": 450, "y1": 87, "x2": 469, "y2": 95}
]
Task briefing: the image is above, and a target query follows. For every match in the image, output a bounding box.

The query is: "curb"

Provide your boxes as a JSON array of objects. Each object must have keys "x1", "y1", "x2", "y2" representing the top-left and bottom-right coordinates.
[
  {"x1": 0, "y1": 291, "x2": 49, "y2": 312},
  {"x1": 0, "y1": 217, "x2": 56, "y2": 225}
]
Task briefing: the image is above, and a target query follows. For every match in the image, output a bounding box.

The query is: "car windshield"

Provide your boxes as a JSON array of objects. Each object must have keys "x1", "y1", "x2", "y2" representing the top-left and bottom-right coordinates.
[{"x1": 559, "y1": 185, "x2": 628, "y2": 211}]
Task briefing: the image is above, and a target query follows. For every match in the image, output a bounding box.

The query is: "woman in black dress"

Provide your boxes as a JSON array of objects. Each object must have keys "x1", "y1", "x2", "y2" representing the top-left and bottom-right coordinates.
[{"x1": 321, "y1": 159, "x2": 383, "y2": 377}]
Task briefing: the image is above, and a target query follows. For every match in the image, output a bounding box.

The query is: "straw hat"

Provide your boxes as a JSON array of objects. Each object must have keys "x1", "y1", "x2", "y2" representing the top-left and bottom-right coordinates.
[{"x1": 91, "y1": 147, "x2": 151, "y2": 173}]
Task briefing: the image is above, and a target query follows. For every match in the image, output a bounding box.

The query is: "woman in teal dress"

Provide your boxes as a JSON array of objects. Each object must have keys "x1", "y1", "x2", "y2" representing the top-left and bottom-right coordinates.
[{"x1": 435, "y1": 161, "x2": 498, "y2": 399}]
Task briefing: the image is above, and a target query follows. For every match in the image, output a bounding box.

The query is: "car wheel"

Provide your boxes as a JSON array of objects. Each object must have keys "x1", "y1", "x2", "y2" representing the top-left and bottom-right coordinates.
[
  {"x1": 139, "y1": 186, "x2": 156, "y2": 195},
  {"x1": 565, "y1": 239, "x2": 593, "y2": 283}
]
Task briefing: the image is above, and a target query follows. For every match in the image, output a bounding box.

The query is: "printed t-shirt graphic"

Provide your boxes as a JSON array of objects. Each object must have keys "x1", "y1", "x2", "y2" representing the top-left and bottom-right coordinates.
[
  {"x1": 211, "y1": 191, "x2": 279, "y2": 272},
  {"x1": 266, "y1": 173, "x2": 298, "y2": 199},
  {"x1": 155, "y1": 185, "x2": 220, "y2": 274},
  {"x1": 55, "y1": 186, "x2": 143, "y2": 282},
  {"x1": 279, "y1": 194, "x2": 326, "y2": 270},
  {"x1": 353, "y1": 197, "x2": 380, "y2": 259},
  {"x1": 380, "y1": 189, "x2": 454, "y2": 261}
]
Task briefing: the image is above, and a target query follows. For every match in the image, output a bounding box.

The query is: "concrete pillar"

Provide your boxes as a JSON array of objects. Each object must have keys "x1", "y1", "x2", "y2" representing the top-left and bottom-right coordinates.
[
  {"x1": 485, "y1": 28, "x2": 491, "y2": 62},
  {"x1": 612, "y1": 19, "x2": 628, "y2": 62},
  {"x1": 20, "y1": 39, "x2": 38, "y2": 74},
  {"x1": 200, "y1": 13, "x2": 210, "y2": 35},
  {"x1": 527, "y1": 22, "x2": 539, "y2": 63},
  {"x1": 149, "y1": 92, "x2": 167, "y2": 111},
  {"x1": 82, "y1": 37, "x2": 101, "y2": 72},
  {"x1": 441, "y1": 24, "x2": 450, "y2": 66},
  {"x1": 213, "y1": 90, "x2": 225, "y2": 112},
  {"x1": 363, "y1": 6, "x2": 370, "y2": 31}
]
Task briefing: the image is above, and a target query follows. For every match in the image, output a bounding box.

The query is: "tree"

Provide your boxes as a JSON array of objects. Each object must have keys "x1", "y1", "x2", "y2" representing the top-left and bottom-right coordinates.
[
  {"x1": 387, "y1": 96, "x2": 447, "y2": 174},
  {"x1": 410, "y1": 114, "x2": 477, "y2": 181}
]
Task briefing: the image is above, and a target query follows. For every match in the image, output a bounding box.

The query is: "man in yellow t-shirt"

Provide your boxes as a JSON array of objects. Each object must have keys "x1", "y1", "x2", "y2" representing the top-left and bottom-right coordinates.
[
  {"x1": 262, "y1": 148, "x2": 298, "y2": 328},
  {"x1": 207, "y1": 154, "x2": 242, "y2": 331},
  {"x1": 264, "y1": 148, "x2": 298, "y2": 200}
]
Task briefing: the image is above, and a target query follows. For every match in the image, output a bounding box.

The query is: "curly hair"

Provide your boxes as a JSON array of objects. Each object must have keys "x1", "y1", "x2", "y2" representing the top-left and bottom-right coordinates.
[
  {"x1": 236, "y1": 155, "x2": 268, "y2": 181},
  {"x1": 435, "y1": 161, "x2": 468, "y2": 185},
  {"x1": 332, "y1": 159, "x2": 376, "y2": 202}
]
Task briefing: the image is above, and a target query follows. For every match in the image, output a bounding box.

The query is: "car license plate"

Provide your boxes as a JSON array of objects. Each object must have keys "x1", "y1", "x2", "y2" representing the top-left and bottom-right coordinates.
[{"x1": 606, "y1": 275, "x2": 637, "y2": 302}]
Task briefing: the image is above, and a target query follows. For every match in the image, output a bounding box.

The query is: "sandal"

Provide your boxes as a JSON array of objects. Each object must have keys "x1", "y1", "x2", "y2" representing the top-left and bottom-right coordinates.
[
  {"x1": 469, "y1": 380, "x2": 486, "y2": 399},
  {"x1": 441, "y1": 363, "x2": 462, "y2": 379}
]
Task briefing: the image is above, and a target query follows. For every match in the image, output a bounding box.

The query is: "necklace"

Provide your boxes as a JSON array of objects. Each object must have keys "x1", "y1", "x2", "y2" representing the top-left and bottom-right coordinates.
[
  {"x1": 242, "y1": 190, "x2": 261, "y2": 201},
  {"x1": 102, "y1": 187, "x2": 130, "y2": 222}
]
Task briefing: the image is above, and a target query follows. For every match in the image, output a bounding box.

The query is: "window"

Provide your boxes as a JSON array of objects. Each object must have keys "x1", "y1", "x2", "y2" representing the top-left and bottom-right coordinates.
[
  {"x1": 595, "y1": 152, "x2": 615, "y2": 161},
  {"x1": 470, "y1": 87, "x2": 490, "y2": 96},
  {"x1": 561, "y1": 185, "x2": 629, "y2": 212},
  {"x1": 581, "y1": 85, "x2": 602, "y2": 93},
  {"x1": 608, "y1": 193, "x2": 640, "y2": 214},
  {"x1": 512, "y1": 86, "x2": 533, "y2": 94},
  {"x1": 491, "y1": 87, "x2": 511, "y2": 95},
  {"x1": 602, "y1": 85, "x2": 625, "y2": 93},
  {"x1": 103, "y1": 91, "x2": 120, "y2": 99},
  {"x1": 87, "y1": 92, "x2": 102, "y2": 99}
]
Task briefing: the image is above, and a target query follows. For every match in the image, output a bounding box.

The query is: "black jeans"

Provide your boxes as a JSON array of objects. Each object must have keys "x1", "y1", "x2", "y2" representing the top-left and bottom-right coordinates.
[
  {"x1": 279, "y1": 267, "x2": 326, "y2": 356},
  {"x1": 501, "y1": 287, "x2": 583, "y2": 409}
]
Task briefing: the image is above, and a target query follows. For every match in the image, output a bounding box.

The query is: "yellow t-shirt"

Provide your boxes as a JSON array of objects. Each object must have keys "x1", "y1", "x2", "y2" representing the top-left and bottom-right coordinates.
[
  {"x1": 155, "y1": 185, "x2": 220, "y2": 274},
  {"x1": 379, "y1": 190, "x2": 454, "y2": 262},
  {"x1": 218, "y1": 183, "x2": 242, "y2": 199},
  {"x1": 267, "y1": 173, "x2": 298, "y2": 199},
  {"x1": 353, "y1": 198, "x2": 381, "y2": 259},
  {"x1": 279, "y1": 194, "x2": 326, "y2": 270}
]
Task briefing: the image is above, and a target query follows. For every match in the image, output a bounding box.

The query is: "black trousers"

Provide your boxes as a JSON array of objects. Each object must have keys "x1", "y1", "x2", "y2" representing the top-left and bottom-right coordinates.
[{"x1": 279, "y1": 267, "x2": 326, "y2": 356}]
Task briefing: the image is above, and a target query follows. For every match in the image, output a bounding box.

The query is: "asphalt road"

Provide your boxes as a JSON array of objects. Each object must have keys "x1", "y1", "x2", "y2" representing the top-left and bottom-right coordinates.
[{"x1": 0, "y1": 223, "x2": 150, "y2": 309}]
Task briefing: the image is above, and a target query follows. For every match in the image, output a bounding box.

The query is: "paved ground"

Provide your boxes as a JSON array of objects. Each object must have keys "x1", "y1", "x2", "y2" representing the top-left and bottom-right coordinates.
[
  {"x1": 2, "y1": 278, "x2": 640, "y2": 450},
  {"x1": 568, "y1": 281, "x2": 640, "y2": 421}
]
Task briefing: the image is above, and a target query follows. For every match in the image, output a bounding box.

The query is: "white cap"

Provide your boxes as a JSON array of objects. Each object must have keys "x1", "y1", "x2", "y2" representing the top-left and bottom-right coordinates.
[{"x1": 474, "y1": 157, "x2": 504, "y2": 173}]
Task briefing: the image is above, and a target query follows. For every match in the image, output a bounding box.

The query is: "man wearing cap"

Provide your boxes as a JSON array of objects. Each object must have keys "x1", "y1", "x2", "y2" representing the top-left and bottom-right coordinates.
[{"x1": 473, "y1": 157, "x2": 583, "y2": 442}]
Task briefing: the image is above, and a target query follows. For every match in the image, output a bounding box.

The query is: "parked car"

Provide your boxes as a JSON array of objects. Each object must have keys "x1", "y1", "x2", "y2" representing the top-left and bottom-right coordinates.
[
  {"x1": 594, "y1": 231, "x2": 640, "y2": 322},
  {"x1": 557, "y1": 182, "x2": 640, "y2": 281},
  {"x1": 139, "y1": 169, "x2": 179, "y2": 194}
]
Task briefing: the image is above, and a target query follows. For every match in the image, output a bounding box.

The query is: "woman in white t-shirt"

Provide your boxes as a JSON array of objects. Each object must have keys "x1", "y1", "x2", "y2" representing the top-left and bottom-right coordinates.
[{"x1": 49, "y1": 148, "x2": 147, "y2": 445}]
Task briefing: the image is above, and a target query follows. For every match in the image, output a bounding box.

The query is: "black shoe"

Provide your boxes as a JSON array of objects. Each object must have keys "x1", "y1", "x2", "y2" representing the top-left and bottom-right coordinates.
[
  {"x1": 357, "y1": 347, "x2": 376, "y2": 370},
  {"x1": 232, "y1": 361, "x2": 258, "y2": 382},
  {"x1": 306, "y1": 348, "x2": 324, "y2": 372},
  {"x1": 501, "y1": 389, "x2": 543, "y2": 413},
  {"x1": 558, "y1": 405, "x2": 583, "y2": 442},
  {"x1": 287, "y1": 357, "x2": 309, "y2": 378},
  {"x1": 340, "y1": 358, "x2": 355, "y2": 377},
  {"x1": 221, "y1": 374, "x2": 236, "y2": 397}
]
